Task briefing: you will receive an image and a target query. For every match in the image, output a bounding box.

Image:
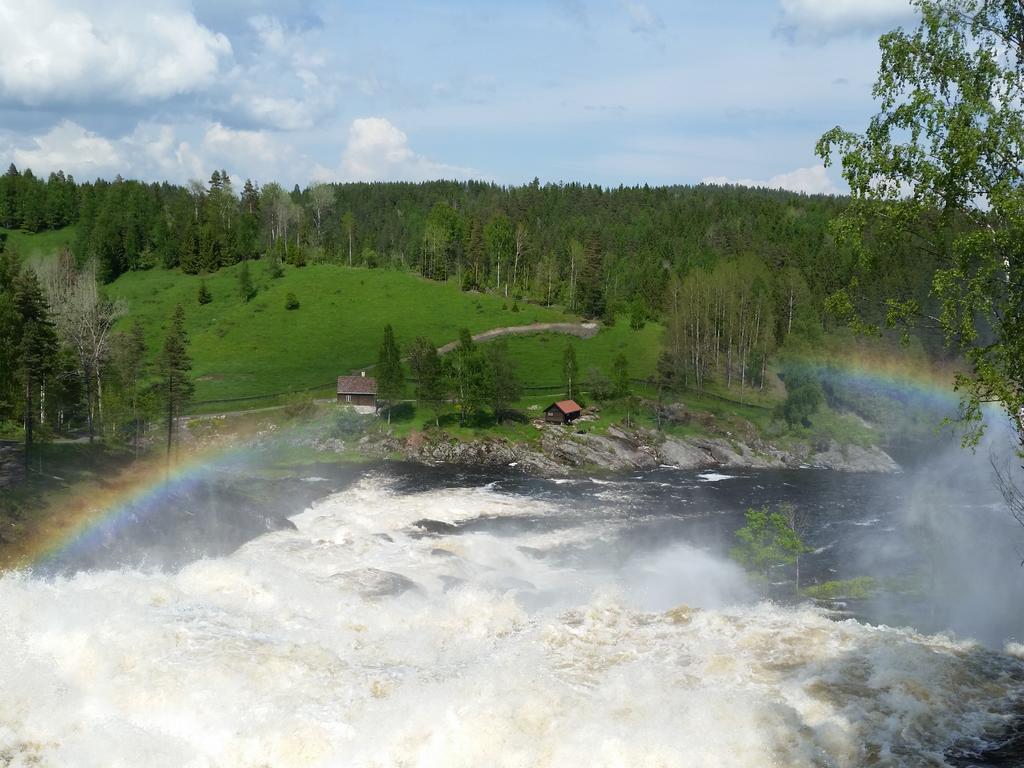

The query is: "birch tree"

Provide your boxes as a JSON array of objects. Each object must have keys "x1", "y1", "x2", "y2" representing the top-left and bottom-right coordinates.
[
  {"x1": 309, "y1": 184, "x2": 334, "y2": 248},
  {"x1": 36, "y1": 254, "x2": 126, "y2": 442}
]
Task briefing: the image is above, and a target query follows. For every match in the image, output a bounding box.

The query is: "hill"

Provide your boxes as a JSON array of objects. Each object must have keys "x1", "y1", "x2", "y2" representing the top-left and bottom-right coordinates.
[{"x1": 107, "y1": 262, "x2": 585, "y2": 407}]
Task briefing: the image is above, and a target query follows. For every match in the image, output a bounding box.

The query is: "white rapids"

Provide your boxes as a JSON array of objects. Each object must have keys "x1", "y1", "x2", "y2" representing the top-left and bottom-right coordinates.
[{"x1": 1, "y1": 473, "x2": 1022, "y2": 767}]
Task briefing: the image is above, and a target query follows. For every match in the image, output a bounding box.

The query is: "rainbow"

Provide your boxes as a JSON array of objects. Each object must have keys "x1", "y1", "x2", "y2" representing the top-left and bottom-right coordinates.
[
  {"x1": 11, "y1": 436, "x2": 270, "y2": 572},
  {"x1": 798, "y1": 355, "x2": 964, "y2": 411}
]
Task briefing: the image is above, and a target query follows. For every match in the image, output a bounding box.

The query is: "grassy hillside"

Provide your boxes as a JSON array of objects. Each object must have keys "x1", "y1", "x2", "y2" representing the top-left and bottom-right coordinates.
[
  {"x1": 107, "y1": 262, "x2": 578, "y2": 407},
  {"x1": 1, "y1": 226, "x2": 77, "y2": 260}
]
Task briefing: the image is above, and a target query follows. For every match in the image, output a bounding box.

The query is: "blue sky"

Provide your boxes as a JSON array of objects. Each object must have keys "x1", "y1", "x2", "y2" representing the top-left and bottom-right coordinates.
[{"x1": 0, "y1": 0, "x2": 917, "y2": 192}]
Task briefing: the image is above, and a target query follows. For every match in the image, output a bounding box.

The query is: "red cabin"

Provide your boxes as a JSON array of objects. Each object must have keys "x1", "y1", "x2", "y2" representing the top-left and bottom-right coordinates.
[{"x1": 544, "y1": 399, "x2": 582, "y2": 424}]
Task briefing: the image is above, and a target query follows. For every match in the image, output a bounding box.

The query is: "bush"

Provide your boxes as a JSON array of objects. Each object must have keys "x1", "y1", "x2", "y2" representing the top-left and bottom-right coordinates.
[
  {"x1": 282, "y1": 396, "x2": 316, "y2": 419},
  {"x1": 285, "y1": 292, "x2": 300, "y2": 310},
  {"x1": 285, "y1": 243, "x2": 307, "y2": 267},
  {"x1": 197, "y1": 281, "x2": 212, "y2": 305},
  {"x1": 329, "y1": 408, "x2": 371, "y2": 438},
  {"x1": 266, "y1": 251, "x2": 284, "y2": 279},
  {"x1": 629, "y1": 302, "x2": 645, "y2": 330},
  {"x1": 776, "y1": 361, "x2": 824, "y2": 428},
  {"x1": 586, "y1": 366, "x2": 614, "y2": 401}
]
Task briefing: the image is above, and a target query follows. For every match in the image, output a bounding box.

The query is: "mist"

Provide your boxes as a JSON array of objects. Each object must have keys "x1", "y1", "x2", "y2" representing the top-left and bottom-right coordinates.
[{"x1": 856, "y1": 416, "x2": 1024, "y2": 647}]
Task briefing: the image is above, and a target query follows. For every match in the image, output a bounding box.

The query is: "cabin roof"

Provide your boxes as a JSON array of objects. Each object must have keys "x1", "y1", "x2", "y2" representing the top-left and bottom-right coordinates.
[
  {"x1": 337, "y1": 375, "x2": 378, "y2": 395},
  {"x1": 545, "y1": 399, "x2": 582, "y2": 415}
]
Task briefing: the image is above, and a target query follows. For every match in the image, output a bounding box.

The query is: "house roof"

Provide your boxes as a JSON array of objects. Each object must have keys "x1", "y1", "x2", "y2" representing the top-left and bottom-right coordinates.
[
  {"x1": 337, "y1": 375, "x2": 378, "y2": 395},
  {"x1": 546, "y1": 399, "x2": 582, "y2": 415}
]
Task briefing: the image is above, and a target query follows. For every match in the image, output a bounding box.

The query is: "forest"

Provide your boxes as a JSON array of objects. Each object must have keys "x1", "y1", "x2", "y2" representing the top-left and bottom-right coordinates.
[{"x1": 0, "y1": 165, "x2": 944, "y2": 461}]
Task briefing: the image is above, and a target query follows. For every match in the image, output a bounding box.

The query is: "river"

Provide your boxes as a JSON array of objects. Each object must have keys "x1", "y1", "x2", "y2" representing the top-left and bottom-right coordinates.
[{"x1": 2, "y1": 459, "x2": 1023, "y2": 766}]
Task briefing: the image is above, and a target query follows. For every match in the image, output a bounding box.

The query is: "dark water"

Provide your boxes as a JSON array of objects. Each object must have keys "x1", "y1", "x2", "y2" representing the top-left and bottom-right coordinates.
[
  {"x1": 384, "y1": 460, "x2": 1024, "y2": 646},
  {"x1": 40, "y1": 454, "x2": 1024, "y2": 646}
]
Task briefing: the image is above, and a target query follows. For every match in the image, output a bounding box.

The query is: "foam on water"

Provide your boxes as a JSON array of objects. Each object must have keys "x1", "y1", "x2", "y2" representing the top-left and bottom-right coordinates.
[
  {"x1": 698, "y1": 472, "x2": 735, "y2": 482},
  {"x1": 1, "y1": 474, "x2": 1022, "y2": 767}
]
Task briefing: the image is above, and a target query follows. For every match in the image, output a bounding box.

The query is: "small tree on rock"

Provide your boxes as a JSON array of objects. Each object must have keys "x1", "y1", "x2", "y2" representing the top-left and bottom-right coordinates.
[{"x1": 731, "y1": 505, "x2": 806, "y2": 597}]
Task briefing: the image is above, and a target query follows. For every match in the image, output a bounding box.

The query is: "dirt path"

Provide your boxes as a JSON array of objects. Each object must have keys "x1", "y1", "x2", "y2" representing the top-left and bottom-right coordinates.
[
  {"x1": 181, "y1": 399, "x2": 336, "y2": 424},
  {"x1": 436, "y1": 321, "x2": 599, "y2": 354}
]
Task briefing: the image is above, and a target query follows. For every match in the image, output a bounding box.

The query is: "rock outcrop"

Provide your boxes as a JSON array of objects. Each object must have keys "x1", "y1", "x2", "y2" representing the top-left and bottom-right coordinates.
[{"x1": 368, "y1": 424, "x2": 901, "y2": 476}]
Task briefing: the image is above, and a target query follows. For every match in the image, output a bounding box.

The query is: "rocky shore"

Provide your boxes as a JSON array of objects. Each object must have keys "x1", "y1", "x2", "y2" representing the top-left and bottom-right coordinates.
[{"x1": 355, "y1": 423, "x2": 900, "y2": 475}]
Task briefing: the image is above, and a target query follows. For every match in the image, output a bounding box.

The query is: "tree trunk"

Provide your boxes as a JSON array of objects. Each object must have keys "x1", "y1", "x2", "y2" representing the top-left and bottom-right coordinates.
[
  {"x1": 96, "y1": 368, "x2": 103, "y2": 437},
  {"x1": 23, "y1": 376, "x2": 32, "y2": 473},
  {"x1": 133, "y1": 386, "x2": 140, "y2": 459},
  {"x1": 166, "y1": 377, "x2": 174, "y2": 467},
  {"x1": 85, "y1": 368, "x2": 94, "y2": 444}
]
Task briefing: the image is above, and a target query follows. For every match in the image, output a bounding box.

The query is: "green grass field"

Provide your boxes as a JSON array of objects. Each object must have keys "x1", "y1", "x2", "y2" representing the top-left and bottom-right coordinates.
[
  {"x1": 500, "y1": 322, "x2": 663, "y2": 389},
  {"x1": 107, "y1": 261, "x2": 575, "y2": 406},
  {"x1": 0, "y1": 226, "x2": 77, "y2": 261}
]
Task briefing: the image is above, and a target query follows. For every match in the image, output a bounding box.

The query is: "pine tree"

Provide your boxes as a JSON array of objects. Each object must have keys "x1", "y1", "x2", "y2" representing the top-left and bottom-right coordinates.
[
  {"x1": 13, "y1": 269, "x2": 57, "y2": 471},
  {"x1": 464, "y1": 218, "x2": 484, "y2": 291},
  {"x1": 341, "y1": 210, "x2": 355, "y2": 267},
  {"x1": 409, "y1": 336, "x2": 445, "y2": 427},
  {"x1": 197, "y1": 280, "x2": 212, "y2": 305},
  {"x1": 241, "y1": 179, "x2": 259, "y2": 215},
  {"x1": 485, "y1": 339, "x2": 521, "y2": 423},
  {"x1": 376, "y1": 324, "x2": 403, "y2": 425},
  {"x1": 158, "y1": 304, "x2": 194, "y2": 463},
  {"x1": 613, "y1": 353, "x2": 630, "y2": 398},
  {"x1": 238, "y1": 261, "x2": 255, "y2": 301},
  {"x1": 577, "y1": 236, "x2": 605, "y2": 319}
]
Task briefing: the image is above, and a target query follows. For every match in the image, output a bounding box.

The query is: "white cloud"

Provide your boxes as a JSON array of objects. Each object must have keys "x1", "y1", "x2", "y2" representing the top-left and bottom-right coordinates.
[
  {"x1": 777, "y1": 0, "x2": 914, "y2": 42},
  {"x1": 224, "y1": 13, "x2": 339, "y2": 130},
  {"x1": 624, "y1": 2, "x2": 665, "y2": 37},
  {"x1": 11, "y1": 120, "x2": 123, "y2": 177},
  {"x1": 702, "y1": 164, "x2": 840, "y2": 195},
  {"x1": 0, "y1": 0, "x2": 232, "y2": 105},
  {"x1": 3, "y1": 119, "x2": 307, "y2": 184},
  {"x1": 248, "y1": 14, "x2": 288, "y2": 54},
  {"x1": 317, "y1": 117, "x2": 474, "y2": 182},
  {"x1": 4, "y1": 117, "x2": 474, "y2": 187},
  {"x1": 229, "y1": 93, "x2": 320, "y2": 131},
  {"x1": 201, "y1": 123, "x2": 292, "y2": 170}
]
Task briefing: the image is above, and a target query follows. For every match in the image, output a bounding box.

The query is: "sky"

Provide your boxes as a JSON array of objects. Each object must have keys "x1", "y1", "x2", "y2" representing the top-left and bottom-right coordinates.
[{"x1": 0, "y1": 0, "x2": 918, "y2": 193}]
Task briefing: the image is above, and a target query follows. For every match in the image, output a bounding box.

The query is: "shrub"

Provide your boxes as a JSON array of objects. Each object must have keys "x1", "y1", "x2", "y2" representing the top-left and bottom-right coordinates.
[
  {"x1": 586, "y1": 366, "x2": 614, "y2": 401},
  {"x1": 285, "y1": 292, "x2": 300, "y2": 310},
  {"x1": 282, "y1": 396, "x2": 316, "y2": 419},
  {"x1": 266, "y1": 251, "x2": 284, "y2": 279},
  {"x1": 330, "y1": 408, "x2": 371, "y2": 438},
  {"x1": 238, "y1": 261, "x2": 256, "y2": 302},
  {"x1": 197, "y1": 281, "x2": 212, "y2": 305}
]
